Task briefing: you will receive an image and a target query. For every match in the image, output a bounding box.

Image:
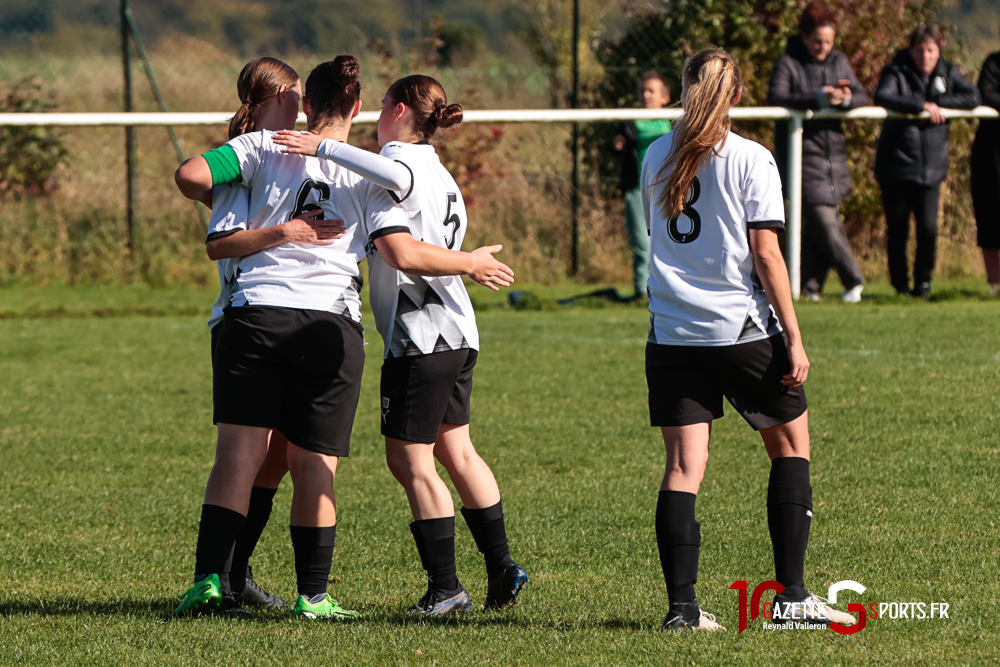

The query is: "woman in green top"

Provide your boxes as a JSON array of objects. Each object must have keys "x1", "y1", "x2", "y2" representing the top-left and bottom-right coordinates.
[{"x1": 613, "y1": 71, "x2": 673, "y2": 300}]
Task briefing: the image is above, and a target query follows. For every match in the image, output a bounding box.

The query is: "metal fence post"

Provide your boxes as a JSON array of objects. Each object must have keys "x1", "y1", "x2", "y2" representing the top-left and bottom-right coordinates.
[
  {"x1": 786, "y1": 110, "x2": 804, "y2": 298},
  {"x1": 120, "y1": 0, "x2": 138, "y2": 253},
  {"x1": 570, "y1": 0, "x2": 580, "y2": 276}
]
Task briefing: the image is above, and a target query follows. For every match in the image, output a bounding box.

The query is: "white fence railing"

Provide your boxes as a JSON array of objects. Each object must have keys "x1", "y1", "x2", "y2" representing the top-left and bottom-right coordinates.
[{"x1": 2, "y1": 106, "x2": 997, "y2": 297}]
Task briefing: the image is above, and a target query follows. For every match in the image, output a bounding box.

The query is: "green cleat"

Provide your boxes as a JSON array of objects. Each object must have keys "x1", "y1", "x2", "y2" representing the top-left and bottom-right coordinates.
[
  {"x1": 292, "y1": 594, "x2": 360, "y2": 621},
  {"x1": 172, "y1": 574, "x2": 223, "y2": 617}
]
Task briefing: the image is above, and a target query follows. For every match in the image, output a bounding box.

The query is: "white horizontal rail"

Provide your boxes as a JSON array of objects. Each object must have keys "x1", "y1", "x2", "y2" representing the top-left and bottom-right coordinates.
[
  {"x1": 1, "y1": 106, "x2": 996, "y2": 298},
  {"x1": 0, "y1": 106, "x2": 995, "y2": 126}
]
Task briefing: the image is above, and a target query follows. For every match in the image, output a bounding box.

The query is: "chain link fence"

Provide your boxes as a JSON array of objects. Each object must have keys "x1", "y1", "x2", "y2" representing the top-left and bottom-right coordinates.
[{"x1": 0, "y1": 0, "x2": 992, "y2": 287}]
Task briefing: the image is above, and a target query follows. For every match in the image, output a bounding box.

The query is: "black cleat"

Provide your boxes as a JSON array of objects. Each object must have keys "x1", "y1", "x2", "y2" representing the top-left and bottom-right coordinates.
[
  {"x1": 912, "y1": 282, "x2": 932, "y2": 298},
  {"x1": 484, "y1": 561, "x2": 529, "y2": 610},
  {"x1": 661, "y1": 600, "x2": 725, "y2": 632},
  {"x1": 410, "y1": 585, "x2": 473, "y2": 616},
  {"x1": 235, "y1": 566, "x2": 286, "y2": 609},
  {"x1": 212, "y1": 595, "x2": 253, "y2": 618}
]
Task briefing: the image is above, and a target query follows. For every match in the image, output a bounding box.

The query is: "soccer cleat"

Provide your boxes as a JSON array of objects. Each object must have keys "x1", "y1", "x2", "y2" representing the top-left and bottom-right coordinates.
[
  {"x1": 801, "y1": 291, "x2": 820, "y2": 303},
  {"x1": 841, "y1": 284, "x2": 864, "y2": 303},
  {"x1": 410, "y1": 585, "x2": 473, "y2": 616},
  {"x1": 213, "y1": 595, "x2": 252, "y2": 618},
  {"x1": 661, "y1": 601, "x2": 726, "y2": 632},
  {"x1": 771, "y1": 591, "x2": 856, "y2": 626},
  {"x1": 292, "y1": 594, "x2": 360, "y2": 620},
  {"x1": 235, "y1": 566, "x2": 286, "y2": 609},
  {"x1": 912, "y1": 282, "x2": 932, "y2": 298},
  {"x1": 484, "y1": 561, "x2": 529, "y2": 610},
  {"x1": 172, "y1": 574, "x2": 223, "y2": 617}
]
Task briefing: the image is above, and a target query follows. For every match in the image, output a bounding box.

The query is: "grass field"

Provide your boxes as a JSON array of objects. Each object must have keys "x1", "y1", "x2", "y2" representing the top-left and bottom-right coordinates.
[{"x1": 1, "y1": 281, "x2": 998, "y2": 665}]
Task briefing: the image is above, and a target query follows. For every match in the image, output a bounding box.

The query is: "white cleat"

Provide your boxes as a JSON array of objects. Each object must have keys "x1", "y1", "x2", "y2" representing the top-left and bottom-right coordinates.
[
  {"x1": 773, "y1": 593, "x2": 856, "y2": 626},
  {"x1": 662, "y1": 604, "x2": 727, "y2": 632},
  {"x1": 841, "y1": 284, "x2": 864, "y2": 303}
]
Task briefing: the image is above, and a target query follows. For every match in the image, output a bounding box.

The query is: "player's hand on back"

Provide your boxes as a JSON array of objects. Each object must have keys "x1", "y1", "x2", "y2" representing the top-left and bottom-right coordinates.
[
  {"x1": 782, "y1": 340, "x2": 810, "y2": 387},
  {"x1": 281, "y1": 209, "x2": 347, "y2": 245},
  {"x1": 273, "y1": 130, "x2": 323, "y2": 156},
  {"x1": 467, "y1": 245, "x2": 514, "y2": 291}
]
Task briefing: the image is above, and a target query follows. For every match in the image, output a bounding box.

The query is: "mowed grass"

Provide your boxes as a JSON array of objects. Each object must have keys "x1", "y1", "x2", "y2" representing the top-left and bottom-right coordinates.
[{"x1": 0, "y1": 283, "x2": 998, "y2": 665}]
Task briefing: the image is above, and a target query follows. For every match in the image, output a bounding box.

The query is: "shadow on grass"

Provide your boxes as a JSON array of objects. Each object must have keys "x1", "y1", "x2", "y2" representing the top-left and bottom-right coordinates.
[{"x1": 0, "y1": 596, "x2": 286, "y2": 624}]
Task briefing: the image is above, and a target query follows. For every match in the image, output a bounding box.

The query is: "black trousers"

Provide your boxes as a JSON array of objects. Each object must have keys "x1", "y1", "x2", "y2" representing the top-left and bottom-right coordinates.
[{"x1": 878, "y1": 178, "x2": 941, "y2": 292}]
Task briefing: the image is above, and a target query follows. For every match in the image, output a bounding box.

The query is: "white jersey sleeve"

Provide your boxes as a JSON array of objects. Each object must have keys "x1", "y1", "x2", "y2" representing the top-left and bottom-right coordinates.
[
  {"x1": 317, "y1": 139, "x2": 413, "y2": 197},
  {"x1": 743, "y1": 148, "x2": 785, "y2": 230}
]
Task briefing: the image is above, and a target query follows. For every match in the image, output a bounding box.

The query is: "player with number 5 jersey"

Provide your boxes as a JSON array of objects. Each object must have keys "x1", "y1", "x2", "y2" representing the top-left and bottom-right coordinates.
[
  {"x1": 275, "y1": 75, "x2": 528, "y2": 616},
  {"x1": 640, "y1": 49, "x2": 854, "y2": 632}
]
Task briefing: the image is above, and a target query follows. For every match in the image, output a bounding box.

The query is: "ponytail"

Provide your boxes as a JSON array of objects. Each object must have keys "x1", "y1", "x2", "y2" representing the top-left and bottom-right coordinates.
[
  {"x1": 387, "y1": 75, "x2": 463, "y2": 142},
  {"x1": 228, "y1": 57, "x2": 299, "y2": 140},
  {"x1": 653, "y1": 49, "x2": 741, "y2": 220},
  {"x1": 304, "y1": 55, "x2": 362, "y2": 130}
]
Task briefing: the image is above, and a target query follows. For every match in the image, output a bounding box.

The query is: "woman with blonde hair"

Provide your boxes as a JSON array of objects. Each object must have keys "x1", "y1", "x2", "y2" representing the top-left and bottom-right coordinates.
[{"x1": 642, "y1": 48, "x2": 854, "y2": 631}]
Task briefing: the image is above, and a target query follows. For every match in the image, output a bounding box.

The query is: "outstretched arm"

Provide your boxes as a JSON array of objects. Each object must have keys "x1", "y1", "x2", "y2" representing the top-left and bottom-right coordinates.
[
  {"x1": 749, "y1": 228, "x2": 809, "y2": 387},
  {"x1": 272, "y1": 131, "x2": 413, "y2": 193},
  {"x1": 373, "y1": 232, "x2": 514, "y2": 291}
]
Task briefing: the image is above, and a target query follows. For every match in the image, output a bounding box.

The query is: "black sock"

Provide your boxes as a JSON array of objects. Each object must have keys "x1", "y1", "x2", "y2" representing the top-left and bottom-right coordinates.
[
  {"x1": 410, "y1": 517, "x2": 460, "y2": 592},
  {"x1": 767, "y1": 457, "x2": 812, "y2": 595},
  {"x1": 289, "y1": 525, "x2": 336, "y2": 598},
  {"x1": 655, "y1": 491, "x2": 700, "y2": 608},
  {"x1": 194, "y1": 504, "x2": 246, "y2": 596},
  {"x1": 230, "y1": 486, "x2": 278, "y2": 594},
  {"x1": 460, "y1": 502, "x2": 512, "y2": 580}
]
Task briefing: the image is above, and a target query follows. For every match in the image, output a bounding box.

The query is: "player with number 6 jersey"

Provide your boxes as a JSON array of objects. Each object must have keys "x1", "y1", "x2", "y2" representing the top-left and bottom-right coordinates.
[
  {"x1": 640, "y1": 49, "x2": 854, "y2": 632},
  {"x1": 274, "y1": 75, "x2": 528, "y2": 616}
]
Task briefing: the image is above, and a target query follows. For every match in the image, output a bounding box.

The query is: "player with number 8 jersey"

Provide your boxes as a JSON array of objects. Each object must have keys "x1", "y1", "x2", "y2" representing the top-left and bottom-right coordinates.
[
  {"x1": 639, "y1": 49, "x2": 852, "y2": 632},
  {"x1": 275, "y1": 75, "x2": 528, "y2": 616}
]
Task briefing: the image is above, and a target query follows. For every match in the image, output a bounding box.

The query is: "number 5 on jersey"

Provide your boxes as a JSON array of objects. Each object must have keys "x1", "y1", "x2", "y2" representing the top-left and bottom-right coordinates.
[
  {"x1": 668, "y1": 177, "x2": 701, "y2": 244},
  {"x1": 444, "y1": 193, "x2": 461, "y2": 249}
]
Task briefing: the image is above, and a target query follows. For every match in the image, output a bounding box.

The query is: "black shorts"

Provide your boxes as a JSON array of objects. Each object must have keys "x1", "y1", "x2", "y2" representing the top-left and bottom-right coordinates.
[
  {"x1": 210, "y1": 322, "x2": 221, "y2": 371},
  {"x1": 646, "y1": 335, "x2": 807, "y2": 431},
  {"x1": 379, "y1": 349, "x2": 478, "y2": 443},
  {"x1": 213, "y1": 305, "x2": 365, "y2": 457}
]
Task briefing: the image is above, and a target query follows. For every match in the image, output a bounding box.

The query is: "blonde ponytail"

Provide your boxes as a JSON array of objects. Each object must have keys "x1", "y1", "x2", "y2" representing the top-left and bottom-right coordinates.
[{"x1": 653, "y1": 49, "x2": 741, "y2": 220}]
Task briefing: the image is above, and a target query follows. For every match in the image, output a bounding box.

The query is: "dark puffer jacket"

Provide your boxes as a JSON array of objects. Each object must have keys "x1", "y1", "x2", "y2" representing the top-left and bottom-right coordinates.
[
  {"x1": 874, "y1": 49, "x2": 980, "y2": 186},
  {"x1": 768, "y1": 36, "x2": 868, "y2": 206},
  {"x1": 971, "y1": 51, "x2": 1000, "y2": 246}
]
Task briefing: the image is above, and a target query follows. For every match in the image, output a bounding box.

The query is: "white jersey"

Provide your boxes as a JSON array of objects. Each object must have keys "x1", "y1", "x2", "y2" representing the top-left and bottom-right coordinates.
[
  {"x1": 641, "y1": 130, "x2": 785, "y2": 346},
  {"x1": 209, "y1": 131, "x2": 404, "y2": 320},
  {"x1": 363, "y1": 142, "x2": 479, "y2": 358},
  {"x1": 207, "y1": 184, "x2": 245, "y2": 330}
]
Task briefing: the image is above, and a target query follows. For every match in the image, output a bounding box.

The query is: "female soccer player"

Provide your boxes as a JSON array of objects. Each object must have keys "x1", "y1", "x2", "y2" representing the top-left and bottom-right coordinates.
[
  {"x1": 202, "y1": 57, "x2": 348, "y2": 612},
  {"x1": 641, "y1": 49, "x2": 854, "y2": 631},
  {"x1": 172, "y1": 55, "x2": 393, "y2": 620},
  {"x1": 274, "y1": 75, "x2": 528, "y2": 615}
]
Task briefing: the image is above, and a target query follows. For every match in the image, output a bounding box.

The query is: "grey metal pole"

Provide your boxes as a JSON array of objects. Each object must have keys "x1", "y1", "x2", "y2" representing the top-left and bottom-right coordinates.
[
  {"x1": 124, "y1": 8, "x2": 208, "y2": 229},
  {"x1": 570, "y1": 0, "x2": 580, "y2": 276},
  {"x1": 787, "y1": 111, "x2": 804, "y2": 298},
  {"x1": 121, "y1": 0, "x2": 138, "y2": 252}
]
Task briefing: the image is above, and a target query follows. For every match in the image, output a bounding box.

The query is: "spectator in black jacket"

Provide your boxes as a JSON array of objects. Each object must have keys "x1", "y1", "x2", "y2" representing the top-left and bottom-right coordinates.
[
  {"x1": 971, "y1": 42, "x2": 1000, "y2": 295},
  {"x1": 874, "y1": 26, "x2": 981, "y2": 297},
  {"x1": 768, "y1": 1, "x2": 868, "y2": 303}
]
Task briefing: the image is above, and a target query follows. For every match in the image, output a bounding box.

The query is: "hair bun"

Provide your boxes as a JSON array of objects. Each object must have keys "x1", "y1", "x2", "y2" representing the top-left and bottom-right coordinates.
[
  {"x1": 435, "y1": 102, "x2": 464, "y2": 129},
  {"x1": 331, "y1": 55, "x2": 360, "y2": 86}
]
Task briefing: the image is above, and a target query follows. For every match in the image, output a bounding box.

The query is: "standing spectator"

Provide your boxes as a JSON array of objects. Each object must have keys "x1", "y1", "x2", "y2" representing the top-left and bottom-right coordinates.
[
  {"x1": 971, "y1": 40, "x2": 1000, "y2": 295},
  {"x1": 613, "y1": 72, "x2": 672, "y2": 300},
  {"x1": 768, "y1": 0, "x2": 868, "y2": 303},
  {"x1": 874, "y1": 26, "x2": 981, "y2": 297}
]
